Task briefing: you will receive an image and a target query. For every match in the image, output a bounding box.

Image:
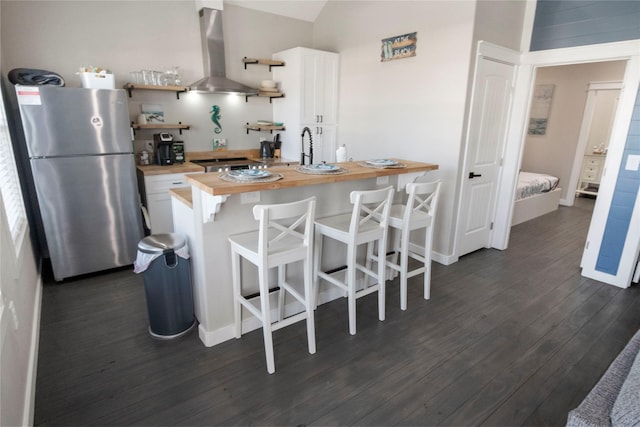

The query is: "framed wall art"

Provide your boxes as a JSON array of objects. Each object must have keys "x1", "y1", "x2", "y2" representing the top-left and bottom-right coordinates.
[
  {"x1": 141, "y1": 103, "x2": 165, "y2": 124},
  {"x1": 528, "y1": 84, "x2": 554, "y2": 135},
  {"x1": 381, "y1": 32, "x2": 417, "y2": 62}
]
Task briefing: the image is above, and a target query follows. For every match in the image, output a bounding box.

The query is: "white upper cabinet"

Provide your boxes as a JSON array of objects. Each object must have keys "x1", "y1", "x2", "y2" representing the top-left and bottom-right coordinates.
[
  {"x1": 300, "y1": 51, "x2": 339, "y2": 125},
  {"x1": 273, "y1": 47, "x2": 339, "y2": 163}
]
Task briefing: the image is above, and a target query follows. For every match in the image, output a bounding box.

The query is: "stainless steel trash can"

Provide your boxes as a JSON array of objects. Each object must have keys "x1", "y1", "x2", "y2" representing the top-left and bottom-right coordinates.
[{"x1": 137, "y1": 233, "x2": 195, "y2": 339}]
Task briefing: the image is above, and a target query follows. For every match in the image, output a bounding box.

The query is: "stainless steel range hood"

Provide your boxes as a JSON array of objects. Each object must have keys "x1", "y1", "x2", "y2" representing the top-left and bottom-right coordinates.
[{"x1": 189, "y1": 8, "x2": 258, "y2": 95}]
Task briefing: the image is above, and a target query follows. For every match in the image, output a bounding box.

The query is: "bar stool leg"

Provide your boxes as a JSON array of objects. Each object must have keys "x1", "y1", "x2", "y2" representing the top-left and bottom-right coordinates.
[
  {"x1": 304, "y1": 257, "x2": 316, "y2": 354},
  {"x1": 424, "y1": 230, "x2": 432, "y2": 301},
  {"x1": 313, "y1": 230, "x2": 323, "y2": 309},
  {"x1": 400, "y1": 231, "x2": 410, "y2": 311},
  {"x1": 347, "y1": 243, "x2": 357, "y2": 335},
  {"x1": 231, "y1": 249, "x2": 242, "y2": 338},
  {"x1": 278, "y1": 265, "x2": 286, "y2": 321},
  {"x1": 365, "y1": 241, "x2": 375, "y2": 288},
  {"x1": 377, "y1": 237, "x2": 387, "y2": 321},
  {"x1": 258, "y1": 265, "x2": 275, "y2": 374}
]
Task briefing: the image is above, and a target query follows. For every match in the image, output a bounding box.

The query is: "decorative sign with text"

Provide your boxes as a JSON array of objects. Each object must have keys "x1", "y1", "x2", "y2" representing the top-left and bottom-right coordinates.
[{"x1": 381, "y1": 32, "x2": 417, "y2": 62}]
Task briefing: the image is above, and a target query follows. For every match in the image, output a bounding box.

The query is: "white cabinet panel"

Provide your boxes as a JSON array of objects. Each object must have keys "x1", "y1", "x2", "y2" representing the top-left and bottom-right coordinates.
[
  {"x1": 147, "y1": 192, "x2": 173, "y2": 234},
  {"x1": 300, "y1": 51, "x2": 339, "y2": 125},
  {"x1": 311, "y1": 125, "x2": 337, "y2": 164},
  {"x1": 143, "y1": 171, "x2": 202, "y2": 233},
  {"x1": 273, "y1": 47, "x2": 339, "y2": 162}
]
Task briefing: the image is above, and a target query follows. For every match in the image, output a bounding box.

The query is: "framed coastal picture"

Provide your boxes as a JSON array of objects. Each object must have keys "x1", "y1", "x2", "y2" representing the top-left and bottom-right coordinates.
[
  {"x1": 528, "y1": 84, "x2": 554, "y2": 135},
  {"x1": 381, "y1": 32, "x2": 417, "y2": 62},
  {"x1": 141, "y1": 103, "x2": 165, "y2": 124}
]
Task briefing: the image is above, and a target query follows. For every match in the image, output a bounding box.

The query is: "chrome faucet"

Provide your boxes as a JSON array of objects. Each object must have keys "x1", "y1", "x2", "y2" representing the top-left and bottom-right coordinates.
[{"x1": 300, "y1": 126, "x2": 313, "y2": 165}]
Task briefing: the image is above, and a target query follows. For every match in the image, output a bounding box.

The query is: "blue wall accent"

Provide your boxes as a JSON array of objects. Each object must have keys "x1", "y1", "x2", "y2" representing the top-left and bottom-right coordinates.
[
  {"x1": 531, "y1": 0, "x2": 640, "y2": 51},
  {"x1": 596, "y1": 87, "x2": 640, "y2": 275}
]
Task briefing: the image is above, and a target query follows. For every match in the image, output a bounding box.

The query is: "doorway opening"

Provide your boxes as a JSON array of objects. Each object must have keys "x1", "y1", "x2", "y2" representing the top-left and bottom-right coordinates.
[{"x1": 520, "y1": 61, "x2": 626, "y2": 212}]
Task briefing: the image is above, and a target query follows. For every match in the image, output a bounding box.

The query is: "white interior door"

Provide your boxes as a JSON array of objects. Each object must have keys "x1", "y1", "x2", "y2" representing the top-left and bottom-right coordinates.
[
  {"x1": 580, "y1": 55, "x2": 640, "y2": 288},
  {"x1": 456, "y1": 55, "x2": 516, "y2": 257}
]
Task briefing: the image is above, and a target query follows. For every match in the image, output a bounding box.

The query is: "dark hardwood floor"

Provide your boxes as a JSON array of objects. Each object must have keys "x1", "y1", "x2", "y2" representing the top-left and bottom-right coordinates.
[{"x1": 34, "y1": 196, "x2": 640, "y2": 426}]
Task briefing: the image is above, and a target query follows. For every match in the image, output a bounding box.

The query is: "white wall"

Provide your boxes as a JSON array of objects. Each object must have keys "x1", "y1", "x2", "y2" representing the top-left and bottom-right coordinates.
[
  {"x1": 0, "y1": 205, "x2": 39, "y2": 427},
  {"x1": 521, "y1": 61, "x2": 626, "y2": 200},
  {"x1": 473, "y1": 0, "x2": 526, "y2": 51},
  {"x1": 0, "y1": 41, "x2": 41, "y2": 427},
  {"x1": 0, "y1": 1, "x2": 312, "y2": 154},
  {"x1": 0, "y1": 7, "x2": 42, "y2": 425},
  {"x1": 312, "y1": 0, "x2": 477, "y2": 256}
]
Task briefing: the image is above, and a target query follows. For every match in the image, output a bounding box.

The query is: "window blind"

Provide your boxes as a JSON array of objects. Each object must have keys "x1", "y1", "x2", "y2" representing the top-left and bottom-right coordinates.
[{"x1": 0, "y1": 87, "x2": 27, "y2": 245}]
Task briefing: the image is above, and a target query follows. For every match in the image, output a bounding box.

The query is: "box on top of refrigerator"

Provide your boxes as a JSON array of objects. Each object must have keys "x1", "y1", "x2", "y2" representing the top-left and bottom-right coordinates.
[{"x1": 78, "y1": 72, "x2": 115, "y2": 89}]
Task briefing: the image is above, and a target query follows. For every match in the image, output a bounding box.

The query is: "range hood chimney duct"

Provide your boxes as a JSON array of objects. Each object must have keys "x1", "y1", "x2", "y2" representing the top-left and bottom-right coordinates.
[{"x1": 189, "y1": 8, "x2": 258, "y2": 95}]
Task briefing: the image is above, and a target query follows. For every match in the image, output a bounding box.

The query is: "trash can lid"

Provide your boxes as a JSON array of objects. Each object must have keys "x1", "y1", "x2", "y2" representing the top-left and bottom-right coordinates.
[{"x1": 137, "y1": 233, "x2": 187, "y2": 254}]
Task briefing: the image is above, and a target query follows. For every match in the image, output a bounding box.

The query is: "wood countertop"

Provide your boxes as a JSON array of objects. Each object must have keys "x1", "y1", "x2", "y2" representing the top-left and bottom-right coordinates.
[
  {"x1": 137, "y1": 149, "x2": 297, "y2": 176},
  {"x1": 169, "y1": 187, "x2": 193, "y2": 208},
  {"x1": 137, "y1": 162, "x2": 204, "y2": 176},
  {"x1": 186, "y1": 159, "x2": 438, "y2": 196}
]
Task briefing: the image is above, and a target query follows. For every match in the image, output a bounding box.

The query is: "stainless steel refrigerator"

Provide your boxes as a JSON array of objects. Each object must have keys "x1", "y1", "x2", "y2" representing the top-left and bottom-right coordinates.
[{"x1": 15, "y1": 85, "x2": 143, "y2": 281}]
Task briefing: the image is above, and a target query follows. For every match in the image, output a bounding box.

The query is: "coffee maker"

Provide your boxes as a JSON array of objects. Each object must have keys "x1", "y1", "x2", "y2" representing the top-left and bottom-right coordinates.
[
  {"x1": 154, "y1": 132, "x2": 173, "y2": 165},
  {"x1": 172, "y1": 141, "x2": 185, "y2": 163}
]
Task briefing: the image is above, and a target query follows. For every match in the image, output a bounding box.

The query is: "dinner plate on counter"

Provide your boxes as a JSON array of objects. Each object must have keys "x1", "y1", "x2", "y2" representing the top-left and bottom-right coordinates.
[
  {"x1": 365, "y1": 159, "x2": 398, "y2": 167},
  {"x1": 302, "y1": 163, "x2": 339, "y2": 172},
  {"x1": 227, "y1": 169, "x2": 272, "y2": 180},
  {"x1": 296, "y1": 163, "x2": 348, "y2": 175}
]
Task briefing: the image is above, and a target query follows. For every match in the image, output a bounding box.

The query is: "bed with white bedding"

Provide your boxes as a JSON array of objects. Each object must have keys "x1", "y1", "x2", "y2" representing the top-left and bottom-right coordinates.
[{"x1": 512, "y1": 171, "x2": 562, "y2": 226}]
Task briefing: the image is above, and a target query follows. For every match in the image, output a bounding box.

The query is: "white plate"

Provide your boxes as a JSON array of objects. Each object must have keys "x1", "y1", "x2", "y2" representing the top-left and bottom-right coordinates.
[
  {"x1": 366, "y1": 159, "x2": 398, "y2": 166},
  {"x1": 228, "y1": 169, "x2": 272, "y2": 180},
  {"x1": 304, "y1": 163, "x2": 339, "y2": 171}
]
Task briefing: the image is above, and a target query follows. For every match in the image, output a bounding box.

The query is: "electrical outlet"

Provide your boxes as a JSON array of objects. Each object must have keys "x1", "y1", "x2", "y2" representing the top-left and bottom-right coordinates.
[
  {"x1": 376, "y1": 176, "x2": 389, "y2": 185},
  {"x1": 145, "y1": 140, "x2": 154, "y2": 151},
  {"x1": 241, "y1": 191, "x2": 260, "y2": 204}
]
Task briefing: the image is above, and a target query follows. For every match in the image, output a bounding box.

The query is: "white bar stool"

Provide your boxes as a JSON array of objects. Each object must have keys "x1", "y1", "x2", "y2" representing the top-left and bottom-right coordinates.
[
  {"x1": 314, "y1": 186, "x2": 394, "y2": 335},
  {"x1": 386, "y1": 180, "x2": 441, "y2": 310},
  {"x1": 228, "y1": 197, "x2": 316, "y2": 374}
]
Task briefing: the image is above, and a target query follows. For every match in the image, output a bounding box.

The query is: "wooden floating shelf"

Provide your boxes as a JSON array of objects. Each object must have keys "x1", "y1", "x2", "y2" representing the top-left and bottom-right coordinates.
[
  {"x1": 123, "y1": 83, "x2": 189, "y2": 99},
  {"x1": 131, "y1": 122, "x2": 191, "y2": 135},
  {"x1": 242, "y1": 57, "x2": 285, "y2": 71},
  {"x1": 245, "y1": 123, "x2": 285, "y2": 134},
  {"x1": 246, "y1": 92, "x2": 285, "y2": 103}
]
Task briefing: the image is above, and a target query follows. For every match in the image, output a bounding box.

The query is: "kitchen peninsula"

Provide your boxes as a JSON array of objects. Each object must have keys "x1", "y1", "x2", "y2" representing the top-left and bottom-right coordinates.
[{"x1": 173, "y1": 160, "x2": 438, "y2": 347}]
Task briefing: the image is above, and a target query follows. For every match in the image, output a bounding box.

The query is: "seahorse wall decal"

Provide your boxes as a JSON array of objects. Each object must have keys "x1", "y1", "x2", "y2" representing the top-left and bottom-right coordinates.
[{"x1": 210, "y1": 105, "x2": 222, "y2": 134}]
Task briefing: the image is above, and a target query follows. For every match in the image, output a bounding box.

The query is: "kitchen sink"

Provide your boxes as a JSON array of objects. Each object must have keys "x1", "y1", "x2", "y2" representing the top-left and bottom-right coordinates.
[{"x1": 191, "y1": 157, "x2": 265, "y2": 172}]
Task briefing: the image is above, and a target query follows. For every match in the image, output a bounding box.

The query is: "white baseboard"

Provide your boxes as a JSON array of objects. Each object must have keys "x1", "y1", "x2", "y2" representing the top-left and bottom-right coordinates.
[
  {"x1": 407, "y1": 242, "x2": 456, "y2": 266},
  {"x1": 198, "y1": 323, "x2": 236, "y2": 347},
  {"x1": 433, "y1": 251, "x2": 457, "y2": 265}
]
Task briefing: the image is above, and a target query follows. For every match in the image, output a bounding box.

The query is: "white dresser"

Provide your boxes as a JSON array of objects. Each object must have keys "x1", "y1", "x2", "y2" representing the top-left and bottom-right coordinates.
[{"x1": 576, "y1": 154, "x2": 606, "y2": 196}]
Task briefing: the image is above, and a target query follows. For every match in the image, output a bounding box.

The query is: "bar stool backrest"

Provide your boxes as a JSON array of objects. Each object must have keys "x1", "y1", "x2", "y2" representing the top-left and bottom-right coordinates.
[
  {"x1": 403, "y1": 180, "x2": 441, "y2": 231},
  {"x1": 348, "y1": 186, "x2": 394, "y2": 244},
  {"x1": 253, "y1": 197, "x2": 316, "y2": 260}
]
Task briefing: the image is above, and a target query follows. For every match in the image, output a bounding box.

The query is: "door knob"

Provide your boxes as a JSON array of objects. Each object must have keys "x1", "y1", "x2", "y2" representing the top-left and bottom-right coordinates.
[{"x1": 468, "y1": 172, "x2": 482, "y2": 179}]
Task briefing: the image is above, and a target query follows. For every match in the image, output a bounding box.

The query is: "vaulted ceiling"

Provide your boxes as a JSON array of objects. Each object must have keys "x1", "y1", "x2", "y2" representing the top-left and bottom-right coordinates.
[{"x1": 225, "y1": 0, "x2": 328, "y2": 22}]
